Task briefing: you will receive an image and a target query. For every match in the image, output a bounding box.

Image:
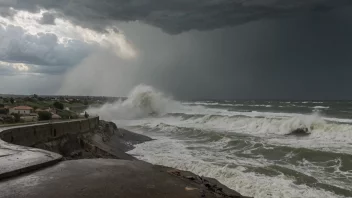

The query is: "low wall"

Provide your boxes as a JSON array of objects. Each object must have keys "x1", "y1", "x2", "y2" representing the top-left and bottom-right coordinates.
[{"x1": 0, "y1": 117, "x2": 99, "y2": 147}]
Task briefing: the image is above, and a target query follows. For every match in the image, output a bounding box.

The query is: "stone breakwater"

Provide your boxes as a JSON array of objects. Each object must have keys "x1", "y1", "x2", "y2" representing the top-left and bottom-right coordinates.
[{"x1": 0, "y1": 118, "x2": 251, "y2": 198}]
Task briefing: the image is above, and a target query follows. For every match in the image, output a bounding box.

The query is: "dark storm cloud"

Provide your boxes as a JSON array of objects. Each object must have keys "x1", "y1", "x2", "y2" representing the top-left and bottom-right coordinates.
[
  {"x1": 1, "y1": 0, "x2": 352, "y2": 99},
  {"x1": 1, "y1": 0, "x2": 351, "y2": 33},
  {"x1": 0, "y1": 24, "x2": 94, "y2": 68},
  {"x1": 38, "y1": 12, "x2": 56, "y2": 25},
  {"x1": 109, "y1": 6, "x2": 352, "y2": 100}
]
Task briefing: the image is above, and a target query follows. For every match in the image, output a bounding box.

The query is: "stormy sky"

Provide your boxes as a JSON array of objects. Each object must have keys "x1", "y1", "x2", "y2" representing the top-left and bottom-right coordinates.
[{"x1": 0, "y1": 0, "x2": 351, "y2": 100}]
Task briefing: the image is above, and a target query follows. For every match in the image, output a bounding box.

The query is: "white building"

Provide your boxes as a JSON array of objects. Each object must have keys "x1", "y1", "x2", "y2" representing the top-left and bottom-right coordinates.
[{"x1": 9, "y1": 106, "x2": 33, "y2": 115}]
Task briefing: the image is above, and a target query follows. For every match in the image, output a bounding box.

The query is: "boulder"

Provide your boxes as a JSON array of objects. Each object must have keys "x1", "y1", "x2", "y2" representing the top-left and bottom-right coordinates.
[{"x1": 287, "y1": 128, "x2": 311, "y2": 136}]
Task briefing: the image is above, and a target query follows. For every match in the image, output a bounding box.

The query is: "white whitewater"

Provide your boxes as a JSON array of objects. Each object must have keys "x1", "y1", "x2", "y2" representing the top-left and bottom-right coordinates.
[
  {"x1": 88, "y1": 85, "x2": 352, "y2": 198},
  {"x1": 88, "y1": 84, "x2": 181, "y2": 119}
]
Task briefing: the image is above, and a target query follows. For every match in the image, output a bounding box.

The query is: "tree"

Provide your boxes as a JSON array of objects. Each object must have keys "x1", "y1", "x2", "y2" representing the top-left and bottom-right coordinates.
[
  {"x1": 11, "y1": 113, "x2": 21, "y2": 122},
  {"x1": 10, "y1": 97, "x2": 14, "y2": 104},
  {"x1": 53, "y1": 101, "x2": 64, "y2": 110},
  {"x1": 33, "y1": 94, "x2": 38, "y2": 98},
  {"x1": 84, "y1": 111, "x2": 89, "y2": 118},
  {"x1": 24, "y1": 97, "x2": 35, "y2": 102},
  {"x1": 38, "y1": 111, "x2": 52, "y2": 121},
  {"x1": 0, "y1": 104, "x2": 4, "y2": 108},
  {"x1": 0, "y1": 108, "x2": 8, "y2": 114},
  {"x1": 83, "y1": 100, "x2": 89, "y2": 105}
]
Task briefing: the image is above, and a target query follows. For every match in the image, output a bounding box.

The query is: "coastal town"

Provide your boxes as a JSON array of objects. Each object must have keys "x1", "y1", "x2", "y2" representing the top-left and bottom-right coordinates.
[{"x1": 0, "y1": 94, "x2": 119, "y2": 125}]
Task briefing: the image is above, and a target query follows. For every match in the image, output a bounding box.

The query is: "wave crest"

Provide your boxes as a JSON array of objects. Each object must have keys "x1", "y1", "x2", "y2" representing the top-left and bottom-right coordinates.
[{"x1": 88, "y1": 84, "x2": 180, "y2": 119}]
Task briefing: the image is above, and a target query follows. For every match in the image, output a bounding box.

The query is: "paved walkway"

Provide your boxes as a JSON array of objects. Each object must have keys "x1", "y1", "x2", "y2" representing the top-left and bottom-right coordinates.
[
  {"x1": 0, "y1": 124, "x2": 62, "y2": 180},
  {"x1": 0, "y1": 159, "x2": 247, "y2": 198}
]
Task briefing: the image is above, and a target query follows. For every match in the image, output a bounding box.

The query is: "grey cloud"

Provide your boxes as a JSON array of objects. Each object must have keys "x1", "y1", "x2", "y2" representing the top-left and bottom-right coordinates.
[
  {"x1": 39, "y1": 12, "x2": 56, "y2": 25},
  {"x1": 0, "y1": 74, "x2": 63, "y2": 95},
  {"x1": 0, "y1": 7, "x2": 16, "y2": 17},
  {"x1": 0, "y1": 24, "x2": 93, "y2": 68},
  {"x1": 0, "y1": 60, "x2": 67, "y2": 76},
  {"x1": 1, "y1": 0, "x2": 351, "y2": 33},
  {"x1": 27, "y1": 64, "x2": 67, "y2": 75},
  {"x1": 0, "y1": 63, "x2": 18, "y2": 76}
]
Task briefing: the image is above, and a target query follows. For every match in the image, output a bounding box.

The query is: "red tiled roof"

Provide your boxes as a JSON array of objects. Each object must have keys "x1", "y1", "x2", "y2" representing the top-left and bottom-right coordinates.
[{"x1": 12, "y1": 106, "x2": 33, "y2": 110}]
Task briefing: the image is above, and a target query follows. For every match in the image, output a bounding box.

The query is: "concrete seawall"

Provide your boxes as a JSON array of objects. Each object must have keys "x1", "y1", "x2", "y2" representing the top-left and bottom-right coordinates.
[
  {"x1": 0, "y1": 117, "x2": 99, "y2": 147},
  {"x1": 0, "y1": 117, "x2": 99, "y2": 180}
]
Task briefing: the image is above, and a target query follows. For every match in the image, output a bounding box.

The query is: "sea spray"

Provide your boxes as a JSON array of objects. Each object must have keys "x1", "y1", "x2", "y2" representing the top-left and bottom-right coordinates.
[{"x1": 88, "y1": 84, "x2": 181, "y2": 120}]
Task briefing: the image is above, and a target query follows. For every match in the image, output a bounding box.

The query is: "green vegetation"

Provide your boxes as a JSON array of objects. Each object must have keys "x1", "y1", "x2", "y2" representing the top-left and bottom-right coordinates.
[
  {"x1": 57, "y1": 109, "x2": 78, "y2": 119},
  {"x1": 0, "y1": 108, "x2": 8, "y2": 114},
  {"x1": 38, "y1": 111, "x2": 52, "y2": 121},
  {"x1": 2, "y1": 116, "x2": 15, "y2": 123},
  {"x1": 53, "y1": 101, "x2": 64, "y2": 110},
  {"x1": 11, "y1": 113, "x2": 21, "y2": 123}
]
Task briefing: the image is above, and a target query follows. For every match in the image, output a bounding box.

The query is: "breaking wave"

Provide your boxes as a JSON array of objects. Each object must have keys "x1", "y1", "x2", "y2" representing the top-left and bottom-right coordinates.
[
  {"x1": 87, "y1": 84, "x2": 181, "y2": 119},
  {"x1": 132, "y1": 113, "x2": 352, "y2": 145},
  {"x1": 89, "y1": 85, "x2": 352, "y2": 141}
]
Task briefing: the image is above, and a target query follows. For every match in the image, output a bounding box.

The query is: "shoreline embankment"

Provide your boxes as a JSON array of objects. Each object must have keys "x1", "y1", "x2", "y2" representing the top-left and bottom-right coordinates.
[{"x1": 0, "y1": 117, "x2": 250, "y2": 198}]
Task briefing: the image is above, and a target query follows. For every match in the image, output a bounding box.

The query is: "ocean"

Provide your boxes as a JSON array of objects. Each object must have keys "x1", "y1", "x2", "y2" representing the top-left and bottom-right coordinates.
[{"x1": 88, "y1": 85, "x2": 352, "y2": 198}]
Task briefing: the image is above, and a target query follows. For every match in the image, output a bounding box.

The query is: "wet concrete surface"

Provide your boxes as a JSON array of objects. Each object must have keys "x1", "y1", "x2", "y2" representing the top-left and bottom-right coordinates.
[
  {"x1": 0, "y1": 126, "x2": 62, "y2": 180},
  {"x1": 0, "y1": 159, "x2": 248, "y2": 198}
]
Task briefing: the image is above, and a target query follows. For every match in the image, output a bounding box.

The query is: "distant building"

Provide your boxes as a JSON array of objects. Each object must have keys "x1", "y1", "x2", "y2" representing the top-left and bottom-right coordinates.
[{"x1": 9, "y1": 106, "x2": 33, "y2": 115}]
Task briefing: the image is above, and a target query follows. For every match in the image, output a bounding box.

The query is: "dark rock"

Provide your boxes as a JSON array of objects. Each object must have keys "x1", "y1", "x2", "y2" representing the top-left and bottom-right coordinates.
[
  {"x1": 185, "y1": 176, "x2": 196, "y2": 180},
  {"x1": 69, "y1": 150, "x2": 82, "y2": 158},
  {"x1": 287, "y1": 128, "x2": 311, "y2": 136},
  {"x1": 89, "y1": 120, "x2": 153, "y2": 160}
]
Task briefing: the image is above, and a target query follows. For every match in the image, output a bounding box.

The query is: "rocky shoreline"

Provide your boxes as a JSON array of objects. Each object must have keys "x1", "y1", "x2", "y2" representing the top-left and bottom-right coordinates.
[{"x1": 68, "y1": 120, "x2": 250, "y2": 198}]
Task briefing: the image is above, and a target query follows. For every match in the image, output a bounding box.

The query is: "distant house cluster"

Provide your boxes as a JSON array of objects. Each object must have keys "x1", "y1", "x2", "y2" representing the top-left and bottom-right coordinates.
[
  {"x1": 9, "y1": 106, "x2": 33, "y2": 115},
  {"x1": 0, "y1": 106, "x2": 62, "y2": 124},
  {"x1": 0, "y1": 93, "x2": 103, "y2": 125}
]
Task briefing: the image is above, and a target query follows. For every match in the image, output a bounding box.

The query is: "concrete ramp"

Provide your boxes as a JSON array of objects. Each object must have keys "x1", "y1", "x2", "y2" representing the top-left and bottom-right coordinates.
[
  {"x1": 0, "y1": 118, "x2": 99, "y2": 180},
  {"x1": 0, "y1": 139, "x2": 62, "y2": 179}
]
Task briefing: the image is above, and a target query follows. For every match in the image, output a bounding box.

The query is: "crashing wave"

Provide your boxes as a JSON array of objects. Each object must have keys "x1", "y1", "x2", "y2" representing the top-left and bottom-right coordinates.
[
  {"x1": 88, "y1": 85, "x2": 352, "y2": 142},
  {"x1": 87, "y1": 84, "x2": 181, "y2": 119},
  {"x1": 166, "y1": 113, "x2": 326, "y2": 135}
]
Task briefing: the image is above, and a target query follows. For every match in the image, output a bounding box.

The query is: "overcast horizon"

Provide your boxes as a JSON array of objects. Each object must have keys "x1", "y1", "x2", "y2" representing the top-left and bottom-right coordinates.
[{"x1": 0, "y1": 0, "x2": 351, "y2": 100}]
